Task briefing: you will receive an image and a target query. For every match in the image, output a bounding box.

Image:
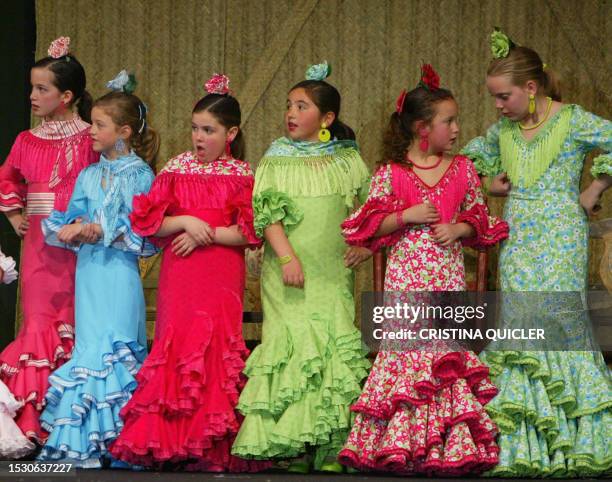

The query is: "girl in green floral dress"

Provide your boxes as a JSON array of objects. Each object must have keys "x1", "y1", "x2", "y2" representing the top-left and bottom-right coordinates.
[
  {"x1": 462, "y1": 30, "x2": 612, "y2": 477},
  {"x1": 231, "y1": 63, "x2": 372, "y2": 473}
]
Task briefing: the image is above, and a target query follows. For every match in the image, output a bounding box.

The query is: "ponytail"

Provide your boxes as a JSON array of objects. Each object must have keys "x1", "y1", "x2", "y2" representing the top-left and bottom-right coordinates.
[
  {"x1": 76, "y1": 90, "x2": 93, "y2": 123},
  {"x1": 543, "y1": 68, "x2": 562, "y2": 101},
  {"x1": 132, "y1": 126, "x2": 160, "y2": 165},
  {"x1": 330, "y1": 118, "x2": 355, "y2": 140}
]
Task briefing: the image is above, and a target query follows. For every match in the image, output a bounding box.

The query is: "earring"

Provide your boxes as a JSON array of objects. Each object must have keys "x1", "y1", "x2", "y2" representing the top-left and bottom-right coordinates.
[
  {"x1": 528, "y1": 94, "x2": 536, "y2": 114},
  {"x1": 114, "y1": 138, "x2": 127, "y2": 153},
  {"x1": 225, "y1": 139, "x2": 232, "y2": 157},
  {"x1": 418, "y1": 129, "x2": 429, "y2": 153},
  {"x1": 318, "y1": 123, "x2": 331, "y2": 143}
]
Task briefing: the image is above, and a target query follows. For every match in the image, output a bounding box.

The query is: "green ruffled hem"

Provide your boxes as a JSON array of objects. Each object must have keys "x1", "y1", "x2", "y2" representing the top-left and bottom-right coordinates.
[
  {"x1": 480, "y1": 350, "x2": 612, "y2": 477},
  {"x1": 252, "y1": 189, "x2": 304, "y2": 238},
  {"x1": 591, "y1": 154, "x2": 612, "y2": 178},
  {"x1": 233, "y1": 308, "x2": 370, "y2": 460}
]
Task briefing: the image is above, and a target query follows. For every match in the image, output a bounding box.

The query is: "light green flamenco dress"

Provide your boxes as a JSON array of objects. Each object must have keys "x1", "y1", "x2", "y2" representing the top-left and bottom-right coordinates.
[
  {"x1": 462, "y1": 104, "x2": 612, "y2": 477},
  {"x1": 231, "y1": 137, "x2": 371, "y2": 469}
]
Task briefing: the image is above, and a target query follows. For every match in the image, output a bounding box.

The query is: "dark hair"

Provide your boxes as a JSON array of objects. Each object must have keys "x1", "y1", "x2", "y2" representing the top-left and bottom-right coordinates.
[
  {"x1": 487, "y1": 45, "x2": 562, "y2": 101},
  {"x1": 289, "y1": 79, "x2": 355, "y2": 140},
  {"x1": 382, "y1": 86, "x2": 454, "y2": 166},
  {"x1": 192, "y1": 94, "x2": 245, "y2": 160},
  {"x1": 94, "y1": 91, "x2": 160, "y2": 164},
  {"x1": 32, "y1": 55, "x2": 93, "y2": 123}
]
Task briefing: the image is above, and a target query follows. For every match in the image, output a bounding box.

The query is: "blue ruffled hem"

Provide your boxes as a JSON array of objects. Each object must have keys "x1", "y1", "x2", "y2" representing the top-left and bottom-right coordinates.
[{"x1": 38, "y1": 339, "x2": 146, "y2": 468}]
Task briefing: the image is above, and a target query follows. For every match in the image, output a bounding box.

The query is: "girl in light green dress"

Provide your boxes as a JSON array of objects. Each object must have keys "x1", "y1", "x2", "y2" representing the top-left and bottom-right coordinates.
[
  {"x1": 462, "y1": 29, "x2": 612, "y2": 477},
  {"x1": 232, "y1": 62, "x2": 371, "y2": 473}
]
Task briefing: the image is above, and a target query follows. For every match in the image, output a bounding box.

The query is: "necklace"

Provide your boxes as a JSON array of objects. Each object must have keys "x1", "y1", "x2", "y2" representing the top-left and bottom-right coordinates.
[
  {"x1": 519, "y1": 96, "x2": 553, "y2": 130},
  {"x1": 409, "y1": 153, "x2": 443, "y2": 170}
]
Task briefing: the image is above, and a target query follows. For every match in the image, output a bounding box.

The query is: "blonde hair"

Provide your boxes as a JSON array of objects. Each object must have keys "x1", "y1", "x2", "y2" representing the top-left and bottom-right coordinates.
[
  {"x1": 94, "y1": 91, "x2": 160, "y2": 163},
  {"x1": 487, "y1": 46, "x2": 562, "y2": 101}
]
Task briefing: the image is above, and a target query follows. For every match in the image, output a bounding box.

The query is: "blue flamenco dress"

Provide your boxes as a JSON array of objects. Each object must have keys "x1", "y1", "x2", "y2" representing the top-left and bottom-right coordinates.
[{"x1": 37, "y1": 153, "x2": 156, "y2": 467}]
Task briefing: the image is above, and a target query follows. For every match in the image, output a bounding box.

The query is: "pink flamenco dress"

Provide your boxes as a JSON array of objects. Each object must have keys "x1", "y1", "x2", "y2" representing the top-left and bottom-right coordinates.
[
  {"x1": 0, "y1": 116, "x2": 97, "y2": 443},
  {"x1": 110, "y1": 152, "x2": 270, "y2": 472},
  {"x1": 337, "y1": 155, "x2": 509, "y2": 476}
]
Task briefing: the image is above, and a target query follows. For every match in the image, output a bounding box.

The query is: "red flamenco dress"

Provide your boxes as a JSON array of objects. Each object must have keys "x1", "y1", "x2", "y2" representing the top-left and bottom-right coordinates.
[
  {"x1": 110, "y1": 152, "x2": 269, "y2": 472},
  {"x1": 338, "y1": 156, "x2": 508, "y2": 475},
  {"x1": 0, "y1": 116, "x2": 97, "y2": 442}
]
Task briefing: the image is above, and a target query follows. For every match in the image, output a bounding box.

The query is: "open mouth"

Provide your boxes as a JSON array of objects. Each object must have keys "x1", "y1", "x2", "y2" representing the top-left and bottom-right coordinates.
[{"x1": 287, "y1": 122, "x2": 297, "y2": 131}]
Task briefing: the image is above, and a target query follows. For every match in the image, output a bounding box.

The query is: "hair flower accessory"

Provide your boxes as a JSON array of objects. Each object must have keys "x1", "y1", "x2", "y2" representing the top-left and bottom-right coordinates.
[
  {"x1": 48, "y1": 36, "x2": 71, "y2": 59},
  {"x1": 205, "y1": 74, "x2": 231, "y2": 95},
  {"x1": 395, "y1": 89, "x2": 407, "y2": 114},
  {"x1": 305, "y1": 61, "x2": 331, "y2": 81},
  {"x1": 490, "y1": 27, "x2": 515, "y2": 59},
  {"x1": 419, "y1": 63, "x2": 440, "y2": 91},
  {"x1": 106, "y1": 69, "x2": 137, "y2": 94}
]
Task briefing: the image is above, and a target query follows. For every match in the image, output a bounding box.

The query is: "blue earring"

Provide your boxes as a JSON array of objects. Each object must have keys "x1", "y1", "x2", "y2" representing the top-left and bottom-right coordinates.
[{"x1": 114, "y1": 138, "x2": 127, "y2": 153}]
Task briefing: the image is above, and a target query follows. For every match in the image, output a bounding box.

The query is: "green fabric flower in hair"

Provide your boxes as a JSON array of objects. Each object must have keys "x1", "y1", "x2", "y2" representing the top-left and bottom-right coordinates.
[
  {"x1": 490, "y1": 27, "x2": 514, "y2": 59},
  {"x1": 106, "y1": 69, "x2": 138, "y2": 94},
  {"x1": 305, "y1": 61, "x2": 331, "y2": 81}
]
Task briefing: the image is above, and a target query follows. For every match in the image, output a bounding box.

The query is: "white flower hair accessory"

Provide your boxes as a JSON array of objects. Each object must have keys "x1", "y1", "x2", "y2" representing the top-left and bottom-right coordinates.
[{"x1": 106, "y1": 69, "x2": 137, "y2": 94}]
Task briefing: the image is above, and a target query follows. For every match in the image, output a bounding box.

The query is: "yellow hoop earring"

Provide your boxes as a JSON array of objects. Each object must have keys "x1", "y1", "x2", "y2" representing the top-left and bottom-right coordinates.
[
  {"x1": 528, "y1": 94, "x2": 536, "y2": 115},
  {"x1": 318, "y1": 123, "x2": 331, "y2": 142}
]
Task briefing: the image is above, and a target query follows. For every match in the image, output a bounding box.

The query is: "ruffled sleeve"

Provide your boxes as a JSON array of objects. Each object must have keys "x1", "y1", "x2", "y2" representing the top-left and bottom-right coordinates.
[
  {"x1": 341, "y1": 164, "x2": 407, "y2": 252},
  {"x1": 461, "y1": 120, "x2": 504, "y2": 178},
  {"x1": 0, "y1": 134, "x2": 27, "y2": 212},
  {"x1": 569, "y1": 105, "x2": 612, "y2": 178},
  {"x1": 129, "y1": 173, "x2": 174, "y2": 248},
  {"x1": 0, "y1": 246, "x2": 18, "y2": 284},
  {"x1": 42, "y1": 169, "x2": 90, "y2": 252},
  {"x1": 223, "y1": 179, "x2": 261, "y2": 248},
  {"x1": 456, "y1": 158, "x2": 509, "y2": 249},
  {"x1": 252, "y1": 189, "x2": 303, "y2": 239},
  {"x1": 100, "y1": 163, "x2": 157, "y2": 256}
]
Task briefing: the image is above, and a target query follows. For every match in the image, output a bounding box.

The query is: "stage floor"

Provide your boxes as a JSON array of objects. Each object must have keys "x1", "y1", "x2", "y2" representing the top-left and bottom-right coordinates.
[{"x1": 36, "y1": 471, "x2": 607, "y2": 482}]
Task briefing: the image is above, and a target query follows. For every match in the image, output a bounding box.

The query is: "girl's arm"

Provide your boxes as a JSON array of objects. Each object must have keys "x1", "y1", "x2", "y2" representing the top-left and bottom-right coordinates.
[
  {"x1": 375, "y1": 202, "x2": 440, "y2": 237},
  {"x1": 265, "y1": 223, "x2": 304, "y2": 288},
  {"x1": 214, "y1": 225, "x2": 249, "y2": 246}
]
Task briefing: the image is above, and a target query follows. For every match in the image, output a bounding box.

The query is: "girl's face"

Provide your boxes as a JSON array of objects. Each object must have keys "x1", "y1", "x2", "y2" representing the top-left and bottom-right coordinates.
[
  {"x1": 30, "y1": 67, "x2": 72, "y2": 119},
  {"x1": 191, "y1": 110, "x2": 238, "y2": 163},
  {"x1": 425, "y1": 99, "x2": 460, "y2": 153},
  {"x1": 285, "y1": 88, "x2": 333, "y2": 142},
  {"x1": 486, "y1": 74, "x2": 534, "y2": 121},
  {"x1": 90, "y1": 106, "x2": 130, "y2": 155}
]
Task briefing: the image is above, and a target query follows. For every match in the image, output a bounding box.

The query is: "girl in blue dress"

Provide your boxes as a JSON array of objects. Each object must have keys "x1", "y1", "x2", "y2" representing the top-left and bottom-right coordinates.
[{"x1": 37, "y1": 73, "x2": 159, "y2": 467}]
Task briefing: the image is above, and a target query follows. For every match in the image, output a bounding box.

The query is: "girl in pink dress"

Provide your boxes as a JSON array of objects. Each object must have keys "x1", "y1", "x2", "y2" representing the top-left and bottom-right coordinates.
[
  {"x1": 0, "y1": 37, "x2": 97, "y2": 443},
  {"x1": 338, "y1": 65, "x2": 508, "y2": 475},
  {"x1": 110, "y1": 75, "x2": 268, "y2": 472}
]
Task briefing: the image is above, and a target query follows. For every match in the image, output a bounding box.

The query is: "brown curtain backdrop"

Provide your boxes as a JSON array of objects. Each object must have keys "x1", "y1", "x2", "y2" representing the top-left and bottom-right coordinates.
[{"x1": 31, "y1": 0, "x2": 611, "y2": 337}]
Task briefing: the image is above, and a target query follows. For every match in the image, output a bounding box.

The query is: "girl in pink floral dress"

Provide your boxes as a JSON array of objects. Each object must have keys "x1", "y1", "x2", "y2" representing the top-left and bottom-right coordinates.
[{"x1": 338, "y1": 66, "x2": 508, "y2": 475}]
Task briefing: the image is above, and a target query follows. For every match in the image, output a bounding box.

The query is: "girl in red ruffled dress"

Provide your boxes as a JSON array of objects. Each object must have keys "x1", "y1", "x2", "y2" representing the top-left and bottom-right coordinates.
[
  {"x1": 110, "y1": 75, "x2": 268, "y2": 472},
  {"x1": 338, "y1": 65, "x2": 508, "y2": 476},
  {"x1": 0, "y1": 37, "x2": 97, "y2": 443}
]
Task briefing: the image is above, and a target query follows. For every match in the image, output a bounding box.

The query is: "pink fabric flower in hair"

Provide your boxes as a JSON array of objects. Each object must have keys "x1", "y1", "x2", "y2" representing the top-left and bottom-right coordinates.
[
  {"x1": 205, "y1": 74, "x2": 231, "y2": 95},
  {"x1": 48, "y1": 36, "x2": 71, "y2": 58}
]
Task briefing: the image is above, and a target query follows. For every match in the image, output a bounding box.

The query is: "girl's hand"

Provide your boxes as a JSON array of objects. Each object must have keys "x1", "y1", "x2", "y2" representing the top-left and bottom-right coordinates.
[
  {"x1": 580, "y1": 184, "x2": 603, "y2": 216},
  {"x1": 171, "y1": 232, "x2": 199, "y2": 257},
  {"x1": 431, "y1": 223, "x2": 466, "y2": 247},
  {"x1": 9, "y1": 213, "x2": 29, "y2": 238},
  {"x1": 489, "y1": 173, "x2": 512, "y2": 196},
  {"x1": 0, "y1": 267, "x2": 4, "y2": 283},
  {"x1": 403, "y1": 202, "x2": 440, "y2": 224},
  {"x1": 182, "y1": 216, "x2": 214, "y2": 246},
  {"x1": 57, "y1": 223, "x2": 83, "y2": 244},
  {"x1": 78, "y1": 223, "x2": 102, "y2": 244},
  {"x1": 344, "y1": 246, "x2": 372, "y2": 268},
  {"x1": 282, "y1": 256, "x2": 304, "y2": 288}
]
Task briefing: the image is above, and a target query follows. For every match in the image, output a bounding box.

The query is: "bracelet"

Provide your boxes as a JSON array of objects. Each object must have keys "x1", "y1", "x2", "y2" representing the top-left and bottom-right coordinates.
[
  {"x1": 396, "y1": 210, "x2": 404, "y2": 228},
  {"x1": 278, "y1": 254, "x2": 293, "y2": 265}
]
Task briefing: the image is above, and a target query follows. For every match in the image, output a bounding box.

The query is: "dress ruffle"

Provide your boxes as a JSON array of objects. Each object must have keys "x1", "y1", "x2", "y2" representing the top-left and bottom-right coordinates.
[
  {"x1": 0, "y1": 321, "x2": 74, "y2": 442},
  {"x1": 458, "y1": 203, "x2": 510, "y2": 249},
  {"x1": 252, "y1": 189, "x2": 303, "y2": 239},
  {"x1": 480, "y1": 350, "x2": 612, "y2": 477},
  {"x1": 0, "y1": 380, "x2": 35, "y2": 458},
  {"x1": 232, "y1": 290, "x2": 370, "y2": 467},
  {"x1": 110, "y1": 295, "x2": 269, "y2": 472},
  {"x1": 338, "y1": 350, "x2": 499, "y2": 475},
  {"x1": 37, "y1": 335, "x2": 146, "y2": 468},
  {"x1": 341, "y1": 194, "x2": 408, "y2": 252}
]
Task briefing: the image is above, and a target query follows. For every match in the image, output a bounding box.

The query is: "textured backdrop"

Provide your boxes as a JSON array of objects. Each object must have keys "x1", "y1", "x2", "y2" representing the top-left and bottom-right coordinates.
[{"x1": 32, "y1": 0, "x2": 612, "y2": 336}]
